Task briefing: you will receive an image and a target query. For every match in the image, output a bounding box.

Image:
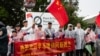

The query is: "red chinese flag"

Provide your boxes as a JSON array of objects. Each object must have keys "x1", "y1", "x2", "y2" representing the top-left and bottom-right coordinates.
[
  {"x1": 46, "y1": 0, "x2": 69, "y2": 27},
  {"x1": 95, "y1": 14, "x2": 100, "y2": 27}
]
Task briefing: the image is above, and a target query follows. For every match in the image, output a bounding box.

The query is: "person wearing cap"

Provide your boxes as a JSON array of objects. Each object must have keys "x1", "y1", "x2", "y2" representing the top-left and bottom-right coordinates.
[
  {"x1": 21, "y1": 20, "x2": 28, "y2": 31},
  {"x1": 35, "y1": 25, "x2": 45, "y2": 40},
  {"x1": 64, "y1": 24, "x2": 75, "y2": 56},
  {"x1": 74, "y1": 23, "x2": 85, "y2": 56},
  {"x1": 65, "y1": 24, "x2": 75, "y2": 38},
  {"x1": 21, "y1": 20, "x2": 32, "y2": 32},
  {"x1": 0, "y1": 22, "x2": 8, "y2": 56},
  {"x1": 21, "y1": 20, "x2": 34, "y2": 41},
  {"x1": 44, "y1": 22, "x2": 55, "y2": 39}
]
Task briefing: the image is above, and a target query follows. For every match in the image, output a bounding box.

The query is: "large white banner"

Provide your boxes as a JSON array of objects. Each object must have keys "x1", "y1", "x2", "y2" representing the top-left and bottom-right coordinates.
[{"x1": 26, "y1": 12, "x2": 59, "y2": 31}]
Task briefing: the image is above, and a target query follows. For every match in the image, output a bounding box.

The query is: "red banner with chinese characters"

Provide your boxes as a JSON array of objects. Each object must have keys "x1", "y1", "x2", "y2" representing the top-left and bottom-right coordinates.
[{"x1": 14, "y1": 38, "x2": 75, "y2": 56}]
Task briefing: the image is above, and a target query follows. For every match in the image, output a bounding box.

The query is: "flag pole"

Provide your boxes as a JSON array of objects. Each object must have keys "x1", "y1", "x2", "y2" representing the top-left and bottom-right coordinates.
[
  {"x1": 40, "y1": 0, "x2": 51, "y2": 17},
  {"x1": 40, "y1": 9, "x2": 46, "y2": 17},
  {"x1": 34, "y1": 3, "x2": 50, "y2": 25},
  {"x1": 39, "y1": 4, "x2": 50, "y2": 17}
]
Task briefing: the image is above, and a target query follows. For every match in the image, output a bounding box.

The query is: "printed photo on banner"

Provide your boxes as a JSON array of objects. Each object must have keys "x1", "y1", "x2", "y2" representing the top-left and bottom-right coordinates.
[{"x1": 24, "y1": 0, "x2": 36, "y2": 11}]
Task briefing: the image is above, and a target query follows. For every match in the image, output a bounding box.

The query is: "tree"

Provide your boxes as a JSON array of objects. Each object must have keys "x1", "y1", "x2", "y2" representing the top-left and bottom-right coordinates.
[
  {"x1": 0, "y1": 0, "x2": 88, "y2": 29},
  {"x1": 0, "y1": 0, "x2": 24, "y2": 26},
  {"x1": 62, "y1": 0, "x2": 88, "y2": 29},
  {"x1": 34, "y1": 0, "x2": 88, "y2": 29}
]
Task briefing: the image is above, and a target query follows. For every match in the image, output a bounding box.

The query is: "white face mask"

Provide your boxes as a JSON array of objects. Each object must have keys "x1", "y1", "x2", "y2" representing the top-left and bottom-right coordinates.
[{"x1": 0, "y1": 30, "x2": 3, "y2": 36}]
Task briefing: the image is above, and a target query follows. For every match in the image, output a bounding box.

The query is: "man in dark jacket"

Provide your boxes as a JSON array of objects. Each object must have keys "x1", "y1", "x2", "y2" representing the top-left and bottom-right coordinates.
[{"x1": 0, "y1": 22, "x2": 8, "y2": 56}]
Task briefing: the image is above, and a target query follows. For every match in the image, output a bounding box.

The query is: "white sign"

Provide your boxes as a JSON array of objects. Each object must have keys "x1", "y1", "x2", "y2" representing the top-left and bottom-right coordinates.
[{"x1": 26, "y1": 12, "x2": 59, "y2": 31}]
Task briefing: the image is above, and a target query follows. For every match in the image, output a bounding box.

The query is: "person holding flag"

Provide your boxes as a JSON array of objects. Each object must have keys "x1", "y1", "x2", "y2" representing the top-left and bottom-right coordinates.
[
  {"x1": 46, "y1": 0, "x2": 69, "y2": 55},
  {"x1": 45, "y1": 0, "x2": 69, "y2": 38}
]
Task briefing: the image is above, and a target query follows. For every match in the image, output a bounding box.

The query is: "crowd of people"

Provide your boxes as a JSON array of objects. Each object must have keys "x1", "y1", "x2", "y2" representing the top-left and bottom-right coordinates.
[{"x1": 0, "y1": 20, "x2": 100, "y2": 56}]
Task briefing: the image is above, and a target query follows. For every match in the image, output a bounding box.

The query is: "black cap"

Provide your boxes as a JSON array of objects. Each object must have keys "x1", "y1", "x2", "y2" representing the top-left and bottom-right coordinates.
[
  {"x1": 38, "y1": 24, "x2": 42, "y2": 27},
  {"x1": 48, "y1": 22, "x2": 52, "y2": 24},
  {"x1": 15, "y1": 24, "x2": 20, "y2": 27}
]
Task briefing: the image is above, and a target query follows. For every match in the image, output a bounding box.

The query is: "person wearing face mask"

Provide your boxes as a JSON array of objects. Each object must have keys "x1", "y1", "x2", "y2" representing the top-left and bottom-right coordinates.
[{"x1": 64, "y1": 24, "x2": 75, "y2": 56}]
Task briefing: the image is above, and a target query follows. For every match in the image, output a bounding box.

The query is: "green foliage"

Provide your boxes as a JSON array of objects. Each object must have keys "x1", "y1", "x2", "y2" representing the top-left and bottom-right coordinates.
[
  {"x1": 63, "y1": 1, "x2": 88, "y2": 29},
  {"x1": 0, "y1": 0, "x2": 24, "y2": 26},
  {"x1": 0, "y1": 0, "x2": 88, "y2": 28},
  {"x1": 0, "y1": 6, "x2": 8, "y2": 18},
  {"x1": 33, "y1": 0, "x2": 48, "y2": 12}
]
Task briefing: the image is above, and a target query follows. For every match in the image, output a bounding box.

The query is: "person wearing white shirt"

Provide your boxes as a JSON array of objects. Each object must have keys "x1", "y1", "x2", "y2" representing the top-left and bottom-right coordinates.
[
  {"x1": 65, "y1": 24, "x2": 75, "y2": 38},
  {"x1": 21, "y1": 20, "x2": 35, "y2": 41},
  {"x1": 21, "y1": 20, "x2": 32, "y2": 33},
  {"x1": 23, "y1": 24, "x2": 36, "y2": 41},
  {"x1": 44, "y1": 22, "x2": 55, "y2": 39},
  {"x1": 64, "y1": 24, "x2": 75, "y2": 56},
  {"x1": 74, "y1": 23, "x2": 85, "y2": 56}
]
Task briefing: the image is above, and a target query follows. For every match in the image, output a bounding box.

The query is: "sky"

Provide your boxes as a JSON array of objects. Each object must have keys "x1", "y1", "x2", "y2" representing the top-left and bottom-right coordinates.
[{"x1": 77, "y1": 0, "x2": 100, "y2": 17}]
